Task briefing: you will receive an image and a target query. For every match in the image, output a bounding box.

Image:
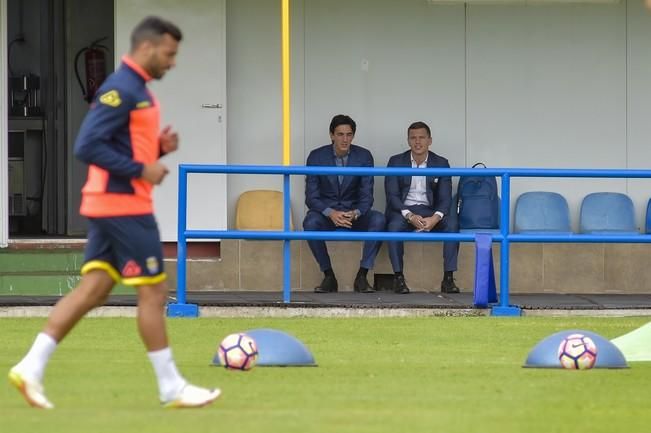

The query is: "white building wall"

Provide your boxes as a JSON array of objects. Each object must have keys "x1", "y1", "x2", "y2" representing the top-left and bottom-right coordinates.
[
  {"x1": 466, "y1": 3, "x2": 628, "y2": 230},
  {"x1": 226, "y1": 0, "x2": 305, "y2": 229},
  {"x1": 226, "y1": 0, "x2": 651, "y2": 231},
  {"x1": 303, "y1": 0, "x2": 466, "y2": 215},
  {"x1": 627, "y1": 0, "x2": 651, "y2": 231}
]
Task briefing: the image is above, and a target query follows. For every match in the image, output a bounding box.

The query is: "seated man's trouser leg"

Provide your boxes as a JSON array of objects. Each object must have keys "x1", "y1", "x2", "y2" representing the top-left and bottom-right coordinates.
[
  {"x1": 386, "y1": 213, "x2": 409, "y2": 273},
  {"x1": 303, "y1": 209, "x2": 386, "y2": 272},
  {"x1": 303, "y1": 210, "x2": 336, "y2": 272},
  {"x1": 386, "y1": 205, "x2": 459, "y2": 273},
  {"x1": 351, "y1": 210, "x2": 385, "y2": 270},
  {"x1": 437, "y1": 214, "x2": 459, "y2": 273}
]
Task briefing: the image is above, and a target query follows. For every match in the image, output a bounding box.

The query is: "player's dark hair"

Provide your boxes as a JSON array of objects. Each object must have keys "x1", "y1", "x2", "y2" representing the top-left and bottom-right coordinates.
[
  {"x1": 408, "y1": 121, "x2": 431, "y2": 138},
  {"x1": 329, "y1": 114, "x2": 357, "y2": 135},
  {"x1": 130, "y1": 16, "x2": 183, "y2": 51}
]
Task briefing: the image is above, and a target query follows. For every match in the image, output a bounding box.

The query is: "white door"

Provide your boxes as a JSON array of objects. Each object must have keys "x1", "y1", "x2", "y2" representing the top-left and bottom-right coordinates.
[{"x1": 115, "y1": 0, "x2": 227, "y2": 241}]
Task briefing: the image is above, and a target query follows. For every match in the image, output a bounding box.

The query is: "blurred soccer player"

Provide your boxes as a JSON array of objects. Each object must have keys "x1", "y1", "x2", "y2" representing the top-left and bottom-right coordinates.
[{"x1": 8, "y1": 16, "x2": 220, "y2": 409}]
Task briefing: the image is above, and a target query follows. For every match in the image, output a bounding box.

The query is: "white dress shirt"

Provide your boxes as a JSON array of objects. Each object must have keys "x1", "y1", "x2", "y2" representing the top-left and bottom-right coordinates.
[{"x1": 400, "y1": 153, "x2": 444, "y2": 220}]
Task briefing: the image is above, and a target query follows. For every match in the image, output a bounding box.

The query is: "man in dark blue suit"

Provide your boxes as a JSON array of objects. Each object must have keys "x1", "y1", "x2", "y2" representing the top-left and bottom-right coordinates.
[
  {"x1": 303, "y1": 115, "x2": 385, "y2": 293},
  {"x1": 385, "y1": 121, "x2": 460, "y2": 294}
]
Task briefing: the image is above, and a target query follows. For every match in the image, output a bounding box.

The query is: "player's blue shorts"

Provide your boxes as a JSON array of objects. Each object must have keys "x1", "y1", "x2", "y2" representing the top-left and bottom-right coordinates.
[{"x1": 81, "y1": 215, "x2": 166, "y2": 286}]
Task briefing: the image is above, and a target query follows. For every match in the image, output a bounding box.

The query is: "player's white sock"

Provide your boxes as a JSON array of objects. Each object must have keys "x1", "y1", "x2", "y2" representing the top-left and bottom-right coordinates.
[
  {"x1": 147, "y1": 347, "x2": 187, "y2": 402},
  {"x1": 13, "y1": 332, "x2": 58, "y2": 382}
]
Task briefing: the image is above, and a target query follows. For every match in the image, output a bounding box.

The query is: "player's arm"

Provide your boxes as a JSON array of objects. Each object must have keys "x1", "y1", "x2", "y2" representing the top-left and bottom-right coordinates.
[
  {"x1": 73, "y1": 88, "x2": 144, "y2": 178},
  {"x1": 159, "y1": 125, "x2": 179, "y2": 156},
  {"x1": 141, "y1": 163, "x2": 169, "y2": 185}
]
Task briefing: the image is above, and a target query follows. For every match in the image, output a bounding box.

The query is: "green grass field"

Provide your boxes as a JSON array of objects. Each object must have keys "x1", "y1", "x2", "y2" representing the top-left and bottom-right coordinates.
[{"x1": 1, "y1": 316, "x2": 650, "y2": 433}]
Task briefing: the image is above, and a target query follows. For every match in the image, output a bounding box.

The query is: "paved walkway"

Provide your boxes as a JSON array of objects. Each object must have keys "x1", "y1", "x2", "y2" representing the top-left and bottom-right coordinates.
[{"x1": 1, "y1": 292, "x2": 650, "y2": 317}]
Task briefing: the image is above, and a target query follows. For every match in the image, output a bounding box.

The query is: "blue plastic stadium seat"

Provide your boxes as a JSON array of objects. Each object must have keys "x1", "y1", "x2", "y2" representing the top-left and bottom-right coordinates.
[
  {"x1": 514, "y1": 191, "x2": 572, "y2": 235},
  {"x1": 579, "y1": 192, "x2": 640, "y2": 235}
]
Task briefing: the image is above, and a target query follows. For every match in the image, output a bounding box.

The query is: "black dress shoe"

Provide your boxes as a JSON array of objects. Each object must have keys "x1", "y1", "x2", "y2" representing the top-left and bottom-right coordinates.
[
  {"x1": 315, "y1": 274, "x2": 338, "y2": 293},
  {"x1": 353, "y1": 274, "x2": 375, "y2": 293},
  {"x1": 441, "y1": 277, "x2": 460, "y2": 294},
  {"x1": 392, "y1": 274, "x2": 410, "y2": 294}
]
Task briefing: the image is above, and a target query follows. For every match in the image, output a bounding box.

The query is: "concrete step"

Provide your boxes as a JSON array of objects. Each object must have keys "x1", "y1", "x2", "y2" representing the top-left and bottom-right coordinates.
[
  {"x1": 0, "y1": 250, "x2": 84, "y2": 273},
  {"x1": 0, "y1": 241, "x2": 130, "y2": 296},
  {"x1": 0, "y1": 274, "x2": 132, "y2": 296}
]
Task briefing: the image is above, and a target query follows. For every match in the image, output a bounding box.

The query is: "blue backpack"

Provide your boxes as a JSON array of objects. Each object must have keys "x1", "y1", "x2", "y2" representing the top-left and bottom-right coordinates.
[{"x1": 457, "y1": 163, "x2": 499, "y2": 229}]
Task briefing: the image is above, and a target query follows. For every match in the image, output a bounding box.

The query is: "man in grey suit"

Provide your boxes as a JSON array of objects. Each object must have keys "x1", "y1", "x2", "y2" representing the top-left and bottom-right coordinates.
[{"x1": 385, "y1": 121, "x2": 460, "y2": 294}]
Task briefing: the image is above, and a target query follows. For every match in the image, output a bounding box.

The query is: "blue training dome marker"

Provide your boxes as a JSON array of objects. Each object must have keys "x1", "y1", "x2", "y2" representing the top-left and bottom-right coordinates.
[
  {"x1": 213, "y1": 328, "x2": 317, "y2": 367},
  {"x1": 524, "y1": 329, "x2": 628, "y2": 369}
]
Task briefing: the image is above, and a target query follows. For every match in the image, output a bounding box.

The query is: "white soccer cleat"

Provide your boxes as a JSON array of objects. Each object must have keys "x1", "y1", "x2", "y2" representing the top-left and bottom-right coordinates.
[
  {"x1": 8, "y1": 368, "x2": 54, "y2": 409},
  {"x1": 163, "y1": 383, "x2": 221, "y2": 409}
]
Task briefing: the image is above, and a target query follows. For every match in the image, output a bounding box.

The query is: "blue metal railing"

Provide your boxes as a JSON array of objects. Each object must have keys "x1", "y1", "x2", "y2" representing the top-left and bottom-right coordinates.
[{"x1": 168, "y1": 165, "x2": 651, "y2": 317}]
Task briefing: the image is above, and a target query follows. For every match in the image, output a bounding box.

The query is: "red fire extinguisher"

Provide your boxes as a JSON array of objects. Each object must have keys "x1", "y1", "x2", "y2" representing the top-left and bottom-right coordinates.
[{"x1": 74, "y1": 37, "x2": 109, "y2": 103}]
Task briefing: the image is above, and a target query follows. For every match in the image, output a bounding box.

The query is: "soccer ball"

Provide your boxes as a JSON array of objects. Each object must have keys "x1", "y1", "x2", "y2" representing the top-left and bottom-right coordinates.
[
  {"x1": 217, "y1": 333, "x2": 259, "y2": 371},
  {"x1": 557, "y1": 333, "x2": 598, "y2": 370}
]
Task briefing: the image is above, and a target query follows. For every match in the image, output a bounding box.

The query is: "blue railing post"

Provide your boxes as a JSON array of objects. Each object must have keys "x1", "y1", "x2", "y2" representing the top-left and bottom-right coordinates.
[
  {"x1": 492, "y1": 173, "x2": 521, "y2": 316},
  {"x1": 283, "y1": 174, "x2": 291, "y2": 303},
  {"x1": 167, "y1": 165, "x2": 199, "y2": 317}
]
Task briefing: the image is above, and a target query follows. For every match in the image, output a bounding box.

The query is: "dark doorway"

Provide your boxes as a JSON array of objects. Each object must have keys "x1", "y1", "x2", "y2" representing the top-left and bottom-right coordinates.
[{"x1": 6, "y1": 0, "x2": 114, "y2": 237}]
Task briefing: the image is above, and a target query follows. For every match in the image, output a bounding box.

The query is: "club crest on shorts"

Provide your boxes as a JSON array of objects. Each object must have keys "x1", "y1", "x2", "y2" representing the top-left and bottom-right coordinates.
[{"x1": 146, "y1": 256, "x2": 159, "y2": 274}]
